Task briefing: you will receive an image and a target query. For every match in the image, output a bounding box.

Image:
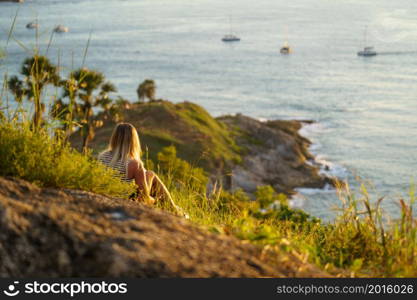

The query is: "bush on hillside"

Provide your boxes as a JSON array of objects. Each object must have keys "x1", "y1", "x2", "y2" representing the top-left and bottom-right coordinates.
[{"x1": 0, "y1": 122, "x2": 135, "y2": 198}]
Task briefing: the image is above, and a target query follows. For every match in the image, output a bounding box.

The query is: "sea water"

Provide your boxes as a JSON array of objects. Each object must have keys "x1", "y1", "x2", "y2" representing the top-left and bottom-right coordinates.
[{"x1": 1, "y1": 0, "x2": 417, "y2": 220}]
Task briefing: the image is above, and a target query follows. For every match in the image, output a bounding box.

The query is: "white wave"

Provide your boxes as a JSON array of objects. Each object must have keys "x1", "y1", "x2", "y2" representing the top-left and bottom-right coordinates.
[
  {"x1": 314, "y1": 155, "x2": 348, "y2": 178},
  {"x1": 288, "y1": 193, "x2": 306, "y2": 209},
  {"x1": 298, "y1": 121, "x2": 326, "y2": 138},
  {"x1": 299, "y1": 121, "x2": 348, "y2": 179},
  {"x1": 295, "y1": 183, "x2": 334, "y2": 195},
  {"x1": 308, "y1": 142, "x2": 322, "y2": 153}
]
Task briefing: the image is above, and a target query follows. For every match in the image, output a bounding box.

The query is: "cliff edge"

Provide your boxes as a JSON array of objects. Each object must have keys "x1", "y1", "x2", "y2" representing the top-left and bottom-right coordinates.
[{"x1": 0, "y1": 176, "x2": 328, "y2": 277}]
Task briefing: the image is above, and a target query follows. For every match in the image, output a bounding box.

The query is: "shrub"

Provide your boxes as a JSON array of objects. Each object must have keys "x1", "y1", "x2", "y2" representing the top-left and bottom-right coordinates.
[
  {"x1": 155, "y1": 145, "x2": 208, "y2": 193},
  {"x1": 0, "y1": 122, "x2": 135, "y2": 198}
]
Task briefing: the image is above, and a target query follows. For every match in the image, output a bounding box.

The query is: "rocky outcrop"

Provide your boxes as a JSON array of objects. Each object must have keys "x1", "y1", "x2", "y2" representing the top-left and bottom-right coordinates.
[
  {"x1": 220, "y1": 114, "x2": 333, "y2": 195},
  {"x1": 71, "y1": 100, "x2": 334, "y2": 195},
  {"x1": 0, "y1": 177, "x2": 327, "y2": 277}
]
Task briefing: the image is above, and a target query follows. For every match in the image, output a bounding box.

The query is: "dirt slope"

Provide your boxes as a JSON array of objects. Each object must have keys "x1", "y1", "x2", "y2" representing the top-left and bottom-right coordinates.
[{"x1": 0, "y1": 177, "x2": 328, "y2": 277}]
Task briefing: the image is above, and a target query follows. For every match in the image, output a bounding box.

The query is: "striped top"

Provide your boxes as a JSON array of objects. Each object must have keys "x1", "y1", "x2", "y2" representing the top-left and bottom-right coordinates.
[{"x1": 98, "y1": 151, "x2": 133, "y2": 182}]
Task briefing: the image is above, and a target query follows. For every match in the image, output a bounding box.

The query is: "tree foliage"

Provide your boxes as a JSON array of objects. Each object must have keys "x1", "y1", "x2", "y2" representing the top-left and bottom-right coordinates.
[
  {"x1": 136, "y1": 79, "x2": 156, "y2": 102},
  {"x1": 7, "y1": 55, "x2": 60, "y2": 130},
  {"x1": 55, "y1": 68, "x2": 120, "y2": 151}
]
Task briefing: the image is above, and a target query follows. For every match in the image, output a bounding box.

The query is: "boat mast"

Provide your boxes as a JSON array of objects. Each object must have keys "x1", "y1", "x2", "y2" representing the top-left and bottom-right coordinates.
[
  {"x1": 364, "y1": 25, "x2": 368, "y2": 47},
  {"x1": 285, "y1": 25, "x2": 289, "y2": 45}
]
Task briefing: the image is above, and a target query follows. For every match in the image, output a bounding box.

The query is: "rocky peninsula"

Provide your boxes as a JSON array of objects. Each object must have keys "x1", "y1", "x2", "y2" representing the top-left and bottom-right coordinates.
[
  {"x1": 220, "y1": 114, "x2": 332, "y2": 195},
  {"x1": 74, "y1": 100, "x2": 334, "y2": 196}
]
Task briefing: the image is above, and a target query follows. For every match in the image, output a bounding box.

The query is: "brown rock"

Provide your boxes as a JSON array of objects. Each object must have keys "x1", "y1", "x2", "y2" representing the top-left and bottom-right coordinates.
[
  {"x1": 0, "y1": 177, "x2": 328, "y2": 277},
  {"x1": 219, "y1": 115, "x2": 334, "y2": 195}
]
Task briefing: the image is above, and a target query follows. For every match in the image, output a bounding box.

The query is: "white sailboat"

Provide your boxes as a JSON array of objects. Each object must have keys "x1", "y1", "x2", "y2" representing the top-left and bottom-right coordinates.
[
  {"x1": 26, "y1": 21, "x2": 39, "y2": 29},
  {"x1": 54, "y1": 25, "x2": 69, "y2": 33},
  {"x1": 280, "y1": 41, "x2": 291, "y2": 54},
  {"x1": 222, "y1": 16, "x2": 240, "y2": 42},
  {"x1": 280, "y1": 27, "x2": 292, "y2": 54},
  {"x1": 357, "y1": 26, "x2": 377, "y2": 57}
]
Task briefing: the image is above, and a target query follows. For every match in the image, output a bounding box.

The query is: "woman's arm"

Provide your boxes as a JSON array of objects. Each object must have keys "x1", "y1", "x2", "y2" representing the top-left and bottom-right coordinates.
[{"x1": 127, "y1": 160, "x2": 150, "y2": 196}]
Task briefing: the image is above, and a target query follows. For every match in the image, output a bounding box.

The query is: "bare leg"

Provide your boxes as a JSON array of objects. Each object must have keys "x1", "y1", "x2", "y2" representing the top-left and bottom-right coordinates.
[{"x1": 145, "y1": 171, "x2": 184, "y2": 215}]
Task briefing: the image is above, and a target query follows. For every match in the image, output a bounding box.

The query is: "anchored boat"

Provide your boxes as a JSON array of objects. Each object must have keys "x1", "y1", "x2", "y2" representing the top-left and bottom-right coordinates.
[
  {"x1": 26, "y1": 22, "x2": 39, "y2": 29},
  {"x1": 280, "y1": 26, "x2": 292, "y2": 54},
  {"x1": 280, "y1": 41, "x2": 291, "y2": 54},
  {"x1": 357, "y1": 46, "x2": 377, "y2": 57},
  {"x1": 357, "y1": 26, "x2": 377, "y2": 57},
  {"x1": 222, "y1": 34, "x2": 240, "y2": 42},
  {"x1": 54, "y1": 25, "x2": 69, "y2": 33},
  {"x1": 222, "y1": 16, "x2": 240, "y2": 42}
]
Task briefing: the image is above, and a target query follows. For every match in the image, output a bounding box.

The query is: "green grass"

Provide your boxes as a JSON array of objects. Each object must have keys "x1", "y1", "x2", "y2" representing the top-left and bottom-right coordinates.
[
  {"x1": 81, "y1": 100, "x2": 242, "y2": 171},
  {"x1": 155, "y1": 150, "x2": 417, "y2": 277},
  {"x1": 174, "y1": 101, "x2": 242, "y2": 164},
  {"x1": 0, "y1": 122, "x2": 135, "y2": 198}
]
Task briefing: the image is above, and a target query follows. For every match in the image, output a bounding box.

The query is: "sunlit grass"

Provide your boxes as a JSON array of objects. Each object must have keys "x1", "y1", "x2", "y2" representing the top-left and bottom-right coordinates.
[
  {"x1": 153, "y1": 146, "x2": 417, "y2": 277},
  {"x1": 0, "y1": 121, "x2": 135, "y2": 198}
]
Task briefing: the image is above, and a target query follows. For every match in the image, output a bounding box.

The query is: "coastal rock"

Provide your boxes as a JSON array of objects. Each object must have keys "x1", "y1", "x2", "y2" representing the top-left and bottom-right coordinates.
[
  {"x1": 220, "y1": 114, "x2": 333, "y2": 195},
  {"x1": 0, "y1": 177, "x2": 327, "y2": 277}
]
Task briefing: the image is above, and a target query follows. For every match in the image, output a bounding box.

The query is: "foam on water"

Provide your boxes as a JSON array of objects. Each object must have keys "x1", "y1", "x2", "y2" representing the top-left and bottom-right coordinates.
[
  {"x1": 298, "y1": 122, "x2": 326, "y2": 139},
  {"x1": 300, "y1": 122, "x2": 348, "y2": 179}
]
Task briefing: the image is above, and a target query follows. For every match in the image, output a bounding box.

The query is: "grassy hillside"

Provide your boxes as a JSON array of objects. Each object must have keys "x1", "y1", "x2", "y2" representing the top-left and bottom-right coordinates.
[
  {"x1": 71, "y1": 100, "x2": 331, "y2": 195},
  {"x1": 72, "y1": 100, "x2": 242, "y2": 171}
]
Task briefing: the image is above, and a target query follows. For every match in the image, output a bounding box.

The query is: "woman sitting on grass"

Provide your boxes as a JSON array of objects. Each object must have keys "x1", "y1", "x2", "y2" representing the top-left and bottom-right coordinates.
[{"x1": 98, "y1": 123, "x2": 182, "y2": 214}]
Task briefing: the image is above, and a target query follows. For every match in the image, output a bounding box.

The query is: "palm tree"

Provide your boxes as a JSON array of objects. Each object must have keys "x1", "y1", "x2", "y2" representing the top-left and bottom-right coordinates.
[
  {"x1": 136, "y1": 79, "x2": 156, "y2": 102},
  {"x1": 60, "y1": 68, "x2": 117, "y2": 152},
  {"x1": 22, "y1": 55, "x2": 60, "y2": 129},
  {"x1": 7, "y1": 75, "x2": 25, "y2": 104},
  {"x1": 8, "y1": 55, "x2": 60, "y2": 130}
]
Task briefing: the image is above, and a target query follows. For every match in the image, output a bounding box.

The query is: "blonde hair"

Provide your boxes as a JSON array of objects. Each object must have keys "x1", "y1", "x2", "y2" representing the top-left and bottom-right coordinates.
[{"x1": 106, "y1": 123, "x2": 142, "y2": 166}]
